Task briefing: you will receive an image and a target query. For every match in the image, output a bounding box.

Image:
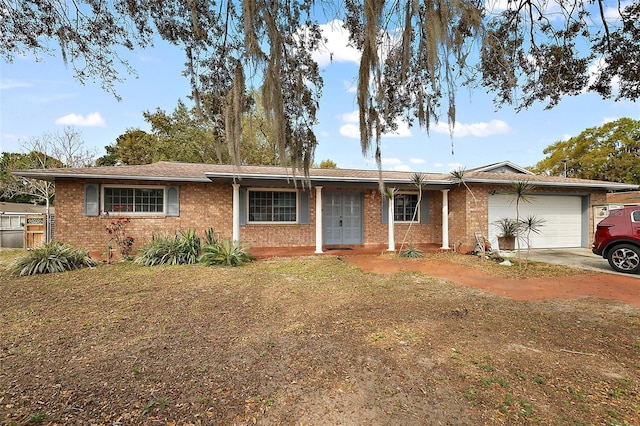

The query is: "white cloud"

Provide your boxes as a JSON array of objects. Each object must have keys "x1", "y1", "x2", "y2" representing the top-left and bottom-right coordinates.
[
  {"x1": 382, "y1": 121, "x2": 412, "y2": 138},
  {"x1": 313, "y1": 20, "x2": 361, "y2": 67},
  {"x1": 0, "y1": 79, "x2": 30, "y2": 90},
  {"x1": 55, "y1": 112, "x2": 106, "y2": 127},
  {"x1": 381, "y1": 157, "x2": 402, "y2": 166},
  {"x1": 338, "y1": 110, "x2": 413, "y2": 139},
  {"x1": 432, "y1": 161, "x2": 464, "y2": 171},
  {"x1": 379, "y1": 157, "x2": 412, "y2": 171},
  {"x1": 339, "y1": 123, "x2": 360, "y2": 139},
  {"x1": 432, "y1": 119, "x2": 510, "y2": 138},
  {"x1": 344, "y1": 80, "x2": 357, "y2": 93},
  {"x1": 342, "y1": 110, "x2": 359, "y2": 123},
  {"x1": 409, "y1": 158, "x2": 425, "y2": 164}
]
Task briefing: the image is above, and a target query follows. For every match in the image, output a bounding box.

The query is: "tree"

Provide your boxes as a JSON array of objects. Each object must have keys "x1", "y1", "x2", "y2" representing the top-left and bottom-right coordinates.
[
  {"x1": 144, "y1": 100, "x2": 223, "y2": 164},
  {"x1": 95, "y1": 144, "x2": 121, "y2": 167},
  {"x1": 102, "y1": 97, "x2": 284, "y2": 166},
  {"x1": 4, "y1": 1, "x2": 639, "y2": 175},
  {"x1": 1, "y1": 151, "x2": 62, "y2": 212},
  {"x1": 532, "y1": 118, "x2": 640, "y2": 184},
  {"x1": 1, "y1": 128, "x2": 93, "y2": 213},
  {"x1": 317, "y1": 159, "x2": 337, "y2": 169}
]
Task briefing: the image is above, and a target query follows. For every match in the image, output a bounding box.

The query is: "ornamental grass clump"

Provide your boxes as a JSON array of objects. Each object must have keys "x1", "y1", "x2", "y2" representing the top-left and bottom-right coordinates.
[
  {"x1": 134, "y1": 229, "x2": 202, "y2": 266},
  {"x1": 7, "y1": 242, "x2": 98, "y2": 276},
  {"x1": 199, "y1": 239, "x2": 253, "y2": 267},
  {"x1": 399, "y1": 245, "x2": 424, "y2": 258}
]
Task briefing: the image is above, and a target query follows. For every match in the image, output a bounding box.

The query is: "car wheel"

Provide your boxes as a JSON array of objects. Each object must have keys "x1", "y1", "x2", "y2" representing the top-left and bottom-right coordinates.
[{"x1": 607, "y1": 244, "x2": 640, "y2": 274}]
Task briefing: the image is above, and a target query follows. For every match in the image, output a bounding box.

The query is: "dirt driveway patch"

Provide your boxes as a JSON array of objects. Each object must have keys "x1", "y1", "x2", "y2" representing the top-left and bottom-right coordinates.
[{"x1": 345, "y1": 255, "x2": 640, "y2": 307}]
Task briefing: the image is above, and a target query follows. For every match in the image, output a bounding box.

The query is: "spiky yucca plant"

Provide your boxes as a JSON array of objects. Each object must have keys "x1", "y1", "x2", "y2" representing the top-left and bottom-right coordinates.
[
  {"x1": 399, "y1": 245, "x2": 424, "y2": 258},
  {"x1": 199, "y1": 239, "x2": 253, "y2": 267},
  {"x1": 134, "y1": 230, "x2": 201, "y2": 266},
  {"x1": 7, "y1": 242, "x2": 98, "y2": 276}
]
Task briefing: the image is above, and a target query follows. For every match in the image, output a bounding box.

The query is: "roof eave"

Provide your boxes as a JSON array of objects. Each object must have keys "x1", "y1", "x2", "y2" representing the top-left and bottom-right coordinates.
[
  {"x1": 12, "y1": 171, "x2": 211, "y2": 182},
  {"x1": 466, "y1": 177, "x2": 639, "y2": 191},
  {"x1": 205, "y1": 171, "x2": 454, "y2": 186}
]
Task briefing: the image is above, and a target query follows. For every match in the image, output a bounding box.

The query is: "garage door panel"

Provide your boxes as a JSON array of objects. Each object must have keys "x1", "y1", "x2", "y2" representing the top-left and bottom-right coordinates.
[{"x1": 488, "y1": 194, "x2": 582, "y2": 249}]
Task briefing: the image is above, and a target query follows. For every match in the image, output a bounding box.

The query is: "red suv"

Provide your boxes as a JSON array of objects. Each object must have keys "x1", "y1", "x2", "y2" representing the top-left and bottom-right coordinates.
[{"x1": 592, "y1": 206, "x2": 640, "y2": 274}]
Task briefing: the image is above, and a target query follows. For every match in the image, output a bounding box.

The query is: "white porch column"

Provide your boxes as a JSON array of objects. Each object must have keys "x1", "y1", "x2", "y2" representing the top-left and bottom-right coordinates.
[
  {"x1": 387, "y1": 194, "x2": 395, "y2": 251},
  {"x1": 232, "y1": 183, "x2": 240, "y2": 244},
  {"x1": 441, "y1": 189, "x2": 450, "y2": 250},
  {"x1": 314, "y1": 186, "x2": 323, "y2": 253}
]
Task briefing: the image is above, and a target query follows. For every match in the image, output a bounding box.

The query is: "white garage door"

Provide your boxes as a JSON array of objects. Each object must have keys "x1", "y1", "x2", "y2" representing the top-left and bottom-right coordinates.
[{"x1": 488, "y1": 194, "x2": 583, "y2": 249}]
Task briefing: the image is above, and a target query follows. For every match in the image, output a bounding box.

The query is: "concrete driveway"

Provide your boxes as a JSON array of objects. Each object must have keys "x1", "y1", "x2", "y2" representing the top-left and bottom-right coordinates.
[{"x1": 523, "y1": 248, "x2": 640, "y2": 277}]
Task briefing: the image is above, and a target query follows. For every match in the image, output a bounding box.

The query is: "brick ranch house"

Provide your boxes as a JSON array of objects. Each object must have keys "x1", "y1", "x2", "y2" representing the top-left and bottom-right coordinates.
[{"x1": 14, "y1": 160, "x2": 638, "y2": 255}]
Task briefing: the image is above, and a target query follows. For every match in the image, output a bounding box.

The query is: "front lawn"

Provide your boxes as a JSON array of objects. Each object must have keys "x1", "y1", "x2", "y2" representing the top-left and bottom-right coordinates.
[{"x1": 1, "y1": 255, "x2": 638, "y2": 425}]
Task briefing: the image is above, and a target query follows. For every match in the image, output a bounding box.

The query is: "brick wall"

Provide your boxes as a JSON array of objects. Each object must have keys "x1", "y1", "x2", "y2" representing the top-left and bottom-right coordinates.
[
  {"x1": 55, "y1": 179, "x2": 234, "y2": 252},
  {"x1": 363, "y1": 189, "x2": 441, "y2": 246},
  {"x1": 448, "y1": 184, "x2": 608, "y2": 250},
  {"x1": 54, "y1": 178, "x2": 608, "y2": 252}
]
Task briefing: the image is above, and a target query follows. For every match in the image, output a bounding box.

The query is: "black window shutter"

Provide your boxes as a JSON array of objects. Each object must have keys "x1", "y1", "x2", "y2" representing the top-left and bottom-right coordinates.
[
  {"x1": 420, "y1": 193, "x2": 430, "y2": 224},
  {"x1": 166, "y1": 186, "x2": 180, "y2": 217},
  {"x1": 381, "y1": 196, "x2": 389, "y2": 224},
  {"x1": 84, "y1": 184, "x2": 99, "y2": 216},
  {"x1": 239, "y1": 188, "x2": 246, "y2": 226},
  {"x1": 299, "y1": 190, "x2": 310, "y2": 224}
]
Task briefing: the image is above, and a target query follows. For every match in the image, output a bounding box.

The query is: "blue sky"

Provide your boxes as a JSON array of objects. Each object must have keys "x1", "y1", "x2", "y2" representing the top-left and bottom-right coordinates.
[{"x1": 1, "y1": 18, "x2": 638, "y2": 173}]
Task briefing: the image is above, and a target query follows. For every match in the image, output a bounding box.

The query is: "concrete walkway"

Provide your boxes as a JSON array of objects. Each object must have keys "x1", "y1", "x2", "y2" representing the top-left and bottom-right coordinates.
[{"x1": 523, "y1": 248, "x2": 640, "y2": 277}]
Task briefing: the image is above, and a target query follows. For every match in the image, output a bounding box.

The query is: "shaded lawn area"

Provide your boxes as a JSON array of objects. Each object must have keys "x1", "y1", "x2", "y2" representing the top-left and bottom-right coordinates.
[{"x1": 1, "y1": 254, "x2": 639, "y2": 425}]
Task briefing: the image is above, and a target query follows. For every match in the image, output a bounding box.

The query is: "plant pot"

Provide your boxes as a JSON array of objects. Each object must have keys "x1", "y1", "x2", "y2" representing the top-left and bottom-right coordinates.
[{"x1": 497, "y1": 236, "x2": 515, "y2": 251}]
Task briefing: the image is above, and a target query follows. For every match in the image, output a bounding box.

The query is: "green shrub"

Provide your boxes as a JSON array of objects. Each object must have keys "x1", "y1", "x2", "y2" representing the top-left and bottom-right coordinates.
[
  {"x1": 134, "y1": 230, "x2": 201, "y2": 266},
  {"x1": 203, "y1": 227, "x2": 219, "y2": 245},
  {"x1": 7, "y1": 242, "x2": 98, "y2": 276},
  {"x1": 199, "y1": 239, "x2": 253, "y2": 267}
]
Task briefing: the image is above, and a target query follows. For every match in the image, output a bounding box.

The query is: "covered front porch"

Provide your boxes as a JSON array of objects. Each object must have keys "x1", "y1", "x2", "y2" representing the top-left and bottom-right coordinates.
[{"x1": 249, "y1": 242, "x2": 446, "y2": 259}]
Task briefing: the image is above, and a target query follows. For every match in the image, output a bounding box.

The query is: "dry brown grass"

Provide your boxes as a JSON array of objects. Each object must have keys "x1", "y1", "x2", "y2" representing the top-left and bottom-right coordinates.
[{"x1": 1, "y1": 254, "x2": 638, "y2": 425}]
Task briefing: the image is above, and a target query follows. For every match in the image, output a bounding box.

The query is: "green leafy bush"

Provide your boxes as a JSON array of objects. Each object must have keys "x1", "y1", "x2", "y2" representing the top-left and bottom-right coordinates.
[
  {"x1": 7, "y1": 242, "x2": 98, "y2": 276},
  {"x1": 134, "y1": 229, "x2": 202, "y2": 266},
  {"x1": 199, "y1": 239, "x2": 253, "y2": 267}
]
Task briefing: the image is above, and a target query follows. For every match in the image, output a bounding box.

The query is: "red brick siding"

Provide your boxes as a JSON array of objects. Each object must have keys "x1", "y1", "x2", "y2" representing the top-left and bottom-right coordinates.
[
  {"x1": 362, "y1": 189, "x2": 441, "y2": 247},
  {"x1": 53, "y1": 178, "x2": 608, "y2": 251},
  {"x1": 55, "y1": 180, "x2": 234, "y2": 251},
  {"x1": 448, "y1": 184, "x2": 608, "y2": 250}
]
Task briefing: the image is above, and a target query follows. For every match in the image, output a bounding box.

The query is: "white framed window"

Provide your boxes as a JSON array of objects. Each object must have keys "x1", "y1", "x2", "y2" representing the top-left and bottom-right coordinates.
[
  {"x1": 102, "y1": 185, "x2": 165, "y2": 214},
  {"x1": 394, "y1": 192, "x2": 420, "y2": 222},
  {"x1": 247, "y1": 189, "x2": 298, "y2": 223}
]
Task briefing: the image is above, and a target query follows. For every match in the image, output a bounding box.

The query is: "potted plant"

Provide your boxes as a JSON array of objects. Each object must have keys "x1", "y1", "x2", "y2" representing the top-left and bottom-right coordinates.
[{"x1": 493, "y1": 218, "x2": 519, "y2": 250}]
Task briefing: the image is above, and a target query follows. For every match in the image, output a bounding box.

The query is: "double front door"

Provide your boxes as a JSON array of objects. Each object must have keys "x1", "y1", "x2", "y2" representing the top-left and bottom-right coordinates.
[{"x1": 323, "y1": 191, "x2": 363, "y2": 245}]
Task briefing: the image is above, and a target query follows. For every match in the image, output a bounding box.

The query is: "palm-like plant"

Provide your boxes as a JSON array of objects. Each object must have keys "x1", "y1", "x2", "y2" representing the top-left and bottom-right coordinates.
[
  {"x1": 399, "y1": 173, "x2": 425, "y2": 253},
  {"x1": 450, "y1": 167, "x2": 478, "y2": 206},
  {"x1": 519, "y1": 215, "x2": 546, "y2": 268},
  {"x1": 511, "y1": 180, "x2": 536, "y2": 229}
]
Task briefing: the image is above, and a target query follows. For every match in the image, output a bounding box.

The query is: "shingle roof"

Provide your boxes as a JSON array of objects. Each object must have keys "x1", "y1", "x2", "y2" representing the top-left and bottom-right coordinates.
[{"x1": 12, "y1": 161, "x2": 639, "y2": 191}]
